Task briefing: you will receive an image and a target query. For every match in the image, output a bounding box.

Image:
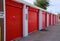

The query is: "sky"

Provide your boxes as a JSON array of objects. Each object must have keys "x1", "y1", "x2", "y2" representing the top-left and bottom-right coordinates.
[{"x1": 24, "y1": 0, "x2": 60, "y2": 14}]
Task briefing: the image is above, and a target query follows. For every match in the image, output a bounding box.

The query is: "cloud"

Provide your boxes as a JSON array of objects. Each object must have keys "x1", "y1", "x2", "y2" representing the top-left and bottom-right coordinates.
[
  {"x1": 24, "y1": 0, "x2": 60, "y2": 14},
  {"x1": 24, "y1": 0, "x2": 35, "y2": 4},
  {"x1": 47, "y1": 0, "x2": 60, "y2": 14}
]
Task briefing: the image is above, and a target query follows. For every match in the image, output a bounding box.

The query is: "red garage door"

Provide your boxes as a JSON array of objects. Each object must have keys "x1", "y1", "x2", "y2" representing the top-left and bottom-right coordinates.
[
  {"x1": 55, "y1": 15, "x2": 56, "y2": 23},
  {"x1": 47, "y1": 13, "x2": 50, "y2": 26},
  {"x1": 6, "y1": 1, "x2": 23, "y2": 41},
  {"x1": 47, "y1": 13, "x2": 51, "y2": 26},
  {"x1": 28, "y1": 7, "x2": 39, "y2": 33},
  {"x1": 54, "y1": 15, "x2": 55, "y2": 24},
  {"x1": 49, "y1": 14, "x2": 51, "y2": 25},
  {"x1": 52, "y1": 15, "x2": 54, "y2": 25},
  {"x1": 54, "y1": 15, "x2": 56, "y2": 24},
  {"x1": 42, "y1": 11, "x2": 47, "y2": 28},
  {"x1": 51, "y1": 14, "x2": 53, "y2": 25}
]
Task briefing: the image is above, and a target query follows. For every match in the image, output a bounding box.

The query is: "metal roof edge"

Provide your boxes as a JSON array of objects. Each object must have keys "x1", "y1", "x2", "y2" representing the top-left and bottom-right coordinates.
[{"x1": 13, "y1": 0, "x2": 57, "y2": 15}]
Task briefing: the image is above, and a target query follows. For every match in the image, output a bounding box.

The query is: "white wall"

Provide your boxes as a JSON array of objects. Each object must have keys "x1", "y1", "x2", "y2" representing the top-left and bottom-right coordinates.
[
  {"x1": 23, "y1": 5, "x2": 28, "y2": 37},
  {"x1": 39, "y1": 10, "x2": 42, "y2": 30}
]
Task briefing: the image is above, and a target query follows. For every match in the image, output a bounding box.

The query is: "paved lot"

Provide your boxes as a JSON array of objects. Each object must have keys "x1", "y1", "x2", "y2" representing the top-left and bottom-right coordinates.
[{"x1": 15, "y1": 23, "x2": 60, "y2": 41}]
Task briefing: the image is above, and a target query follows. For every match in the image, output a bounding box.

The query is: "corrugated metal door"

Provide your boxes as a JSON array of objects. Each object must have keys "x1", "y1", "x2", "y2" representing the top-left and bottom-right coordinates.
[
  {"x1": 49, "y1": 14, "x2": 51, "y2": 25},
  {"x1": 6, "y1": 1, "x2": 23, "y2": 41},
  {"x1": 54, "y1": 15, "x2": 56, "y2": 24},
  {"x1": 51, "y1": 14, "x2": 53, "y2": 25},
  {"x1": 47, "y1": 13, "x2": 50, "y2": 26},
  {"x1": 28, "y1": 7, "x2": 39, "y2": 33},
  {"x1": 55, "y1": 15, "x2": 56, "y2": 23},
  {"x1": 52, "y1": 15, "x2": 54, "y2": 24},
  {"x1": 53, "y1": 15, "x2": 55, "y2": 24},
  {"x1": 42, "y1": 11, "x2": 47, "y2": 28}
]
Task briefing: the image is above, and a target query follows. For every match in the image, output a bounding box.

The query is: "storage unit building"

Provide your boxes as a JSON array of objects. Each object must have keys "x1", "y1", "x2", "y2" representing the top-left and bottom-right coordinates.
[{"x1": 4, "y1": 0, "x2": 58, "y2": 41}]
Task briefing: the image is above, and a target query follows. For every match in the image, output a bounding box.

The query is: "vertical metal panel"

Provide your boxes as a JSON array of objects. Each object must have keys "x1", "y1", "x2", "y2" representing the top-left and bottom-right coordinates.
[
  {"x1": 4, "y1": 0, "x2": 6, "y2": 41},
  {"x1": 54, "y1": 15, "x2": 55, "y2": 24},
  {"x1": 23, "y1": 5, "x2": 28, "y2": 37},
  {"x1": 49, "y1": 14, "x2": 51, "y2": 25},
  {"x1": 47, "y1": 13, "x2": 52, "y2": 27},
  {"x1": 52, "y1": 14, "x2": 54, "y2": 25},
  {"x1": 48, "y1": 14, "x2": 50, "y2": 26},
  {"x1": 53, "y1": 15, "x2": 55, "y2": 24},
  {"x1": 42, "y1": 11, "x2": 47, "y2": 28},
  {"x1": 54, "y1": 15, "x2": 56, "y2": 24},
  {"x1": 39, "y1": 10, "x2": 42, "y2": 30},
  {"x1": 51, "y1": 14, "x2": 53, "y2": 25},
  {"x1": 28, "y1": 6, "x2": 39, "y2": 33},
  {"x1": 47, "y1": 13, "x2": 50, "y2": 26},
  {"x1": 56, "y1": 15, "x2": 58, "y2": 23},
  {"x1": 55, "y1": 15, "x2": 56, "y2": 24},
  {"x1": 6, "y1": 1, "x2": 23, "y2": 41},
  {"x1": 47, "y1": 13, "x2": 48, "y2": 27}
]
